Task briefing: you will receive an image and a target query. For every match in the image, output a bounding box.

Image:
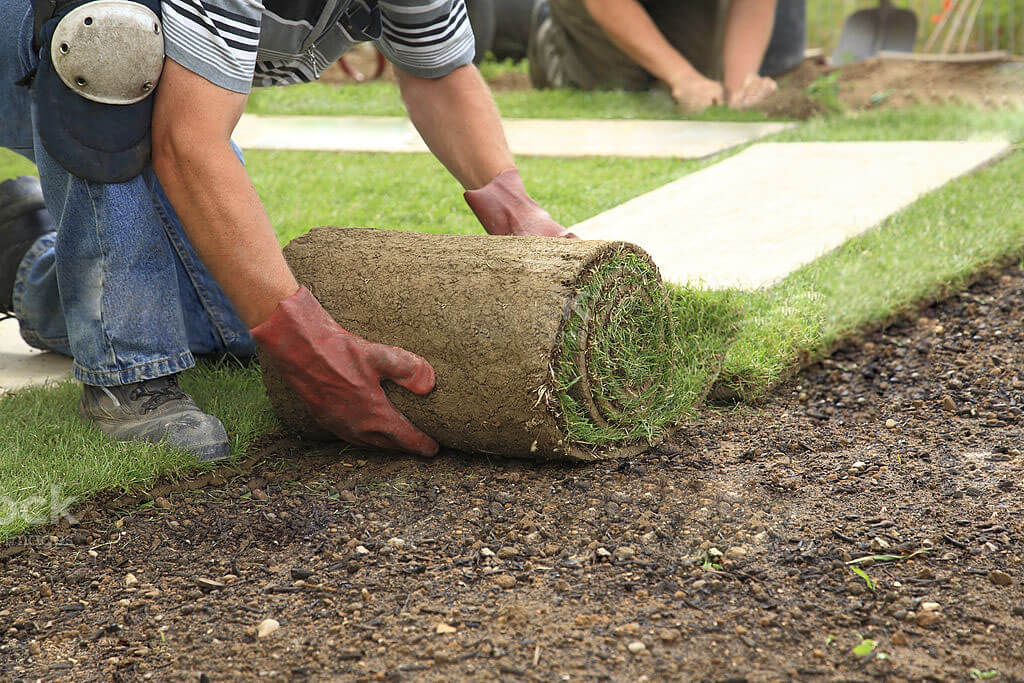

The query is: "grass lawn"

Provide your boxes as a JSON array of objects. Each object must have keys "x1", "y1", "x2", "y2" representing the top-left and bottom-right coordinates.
[{"x1": 0, "y1": 98, "x2": 1022, "y2": 538}]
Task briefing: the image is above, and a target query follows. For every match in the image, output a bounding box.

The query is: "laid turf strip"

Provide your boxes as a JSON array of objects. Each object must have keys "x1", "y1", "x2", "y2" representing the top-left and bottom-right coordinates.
[{"x1": 261, "y1": 228, "x2": 739, "y2": 460}]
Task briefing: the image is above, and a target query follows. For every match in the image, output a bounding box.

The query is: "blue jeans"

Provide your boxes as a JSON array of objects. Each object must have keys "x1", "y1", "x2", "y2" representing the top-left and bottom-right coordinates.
[{"x1": 0, "y1": 0, "x2": 255, "y2": 386}]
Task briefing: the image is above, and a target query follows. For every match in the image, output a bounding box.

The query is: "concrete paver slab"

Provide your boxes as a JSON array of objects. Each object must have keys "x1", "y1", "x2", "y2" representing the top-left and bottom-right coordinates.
[
  {"x1": 0, "y1": 318, "x2": 72, "y2": 393},
  {"x1": 234, "y1": 115, "x2": 794, "y2": 159},
  {"x1": 571, "y1": 141, "x2": 1011, "y2": 289}
]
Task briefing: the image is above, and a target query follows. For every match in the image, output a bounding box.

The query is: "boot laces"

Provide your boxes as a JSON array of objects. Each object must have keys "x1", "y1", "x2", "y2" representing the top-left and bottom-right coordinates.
[{"x1": 128, "y1": 377, "x2": 188, "y2": 413}]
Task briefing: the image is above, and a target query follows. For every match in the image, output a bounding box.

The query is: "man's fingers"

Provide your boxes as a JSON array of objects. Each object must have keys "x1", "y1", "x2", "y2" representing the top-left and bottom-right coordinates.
[
  {"x1": 373, "y1": 345, "x2": 436, "y2": 395},
  {"x1": 365, "y1": 405, "x2": 441, "y2": 457}
]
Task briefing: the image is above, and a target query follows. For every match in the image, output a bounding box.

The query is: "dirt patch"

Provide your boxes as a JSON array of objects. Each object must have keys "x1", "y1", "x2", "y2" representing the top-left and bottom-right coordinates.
[
  {"x1": 756, "y1": 55, "x2": 1024, "y2": 119},
  {"x1": 3, "y1": 258, "x2": 1024, "y2": 680},
  {"x1": 262, "y1": 228, "x2": 733, "y2": 460}
]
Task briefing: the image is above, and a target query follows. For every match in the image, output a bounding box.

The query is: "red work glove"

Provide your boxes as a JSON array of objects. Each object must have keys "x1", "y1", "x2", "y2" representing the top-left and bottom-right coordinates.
[
  {"x1": 251, "y1": 287, "x2": 439, "y2": 456},
  {"x1": 464, "y1": 168, "x2": 577, "y2": 239}
]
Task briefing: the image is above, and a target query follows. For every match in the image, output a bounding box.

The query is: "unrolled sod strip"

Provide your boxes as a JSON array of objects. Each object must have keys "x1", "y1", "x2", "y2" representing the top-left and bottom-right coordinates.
[{"x1": 261, "y1": 227, "x2": 737, "y2": 460}]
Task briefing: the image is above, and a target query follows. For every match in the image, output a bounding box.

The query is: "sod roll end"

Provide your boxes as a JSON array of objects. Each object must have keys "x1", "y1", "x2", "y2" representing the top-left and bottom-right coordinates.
[{"x1": 261, "y1": 227, "x2": 722, "y2": 460}]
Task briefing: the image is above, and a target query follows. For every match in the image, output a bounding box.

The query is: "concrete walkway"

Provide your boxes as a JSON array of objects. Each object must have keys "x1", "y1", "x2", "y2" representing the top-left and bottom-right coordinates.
[
  {"x1": 233, "y1": 115, "x2": 794, "y2": 159},
  {"x1": 572, "y1": 140, "x2": 1011, "y2": 289},
  {"x1": 0, "y1": 318, "x2": 71, "y2": 393}
]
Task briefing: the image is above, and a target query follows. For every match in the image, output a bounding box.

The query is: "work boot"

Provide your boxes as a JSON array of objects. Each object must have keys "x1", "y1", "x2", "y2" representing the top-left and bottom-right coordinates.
[
  {"x1": 78, "y1": 375, "x2": 231, "y2": 462},
  {"x1": 0, "y1": 176, "x2": 54, "y2": 313}
]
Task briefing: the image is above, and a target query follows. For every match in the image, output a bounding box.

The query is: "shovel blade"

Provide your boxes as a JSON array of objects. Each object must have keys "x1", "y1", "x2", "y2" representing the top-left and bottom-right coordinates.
[{"x1": 831, "y1": 6, "x2": 918, "y2": 66}]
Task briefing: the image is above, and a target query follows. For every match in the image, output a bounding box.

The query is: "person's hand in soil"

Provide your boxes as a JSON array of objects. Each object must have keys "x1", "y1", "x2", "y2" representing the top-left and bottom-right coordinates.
[
  {"x1": 464, "y1": 168, "x2": 577, "y2": 238},
  {"x1": 670, "y1": 75, "x2": 725, "y2": 113},
  {"x1": 251, "y1": 287, "x2": 440, "y2": 456},
  {"x1": 726, "y1": 74, "x2": 778, "y2": 109}
]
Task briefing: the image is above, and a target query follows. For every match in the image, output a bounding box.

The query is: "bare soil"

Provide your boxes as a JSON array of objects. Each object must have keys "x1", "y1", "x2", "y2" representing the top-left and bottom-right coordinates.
[
  {"x1": 756, "y1": 55, "x2": 1024, "y2": 119},
  {"x1": 2, "y1": 261, "x2": 1024, "y2": 680}
]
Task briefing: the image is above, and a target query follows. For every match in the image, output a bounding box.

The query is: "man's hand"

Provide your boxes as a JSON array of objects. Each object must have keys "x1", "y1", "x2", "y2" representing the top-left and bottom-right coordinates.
[
  {"x1": 464, "y1": 169, "x2": 576, "y2": 238},
  {"x1": 726, "y1": 74, "x2": 777, "y2": 109},
  {"x1": 252, "y1": 287, "x2": 439, "y2": 456},
  {"x1": 670, "y1": 74, "x2": 725, "y2": 113}
]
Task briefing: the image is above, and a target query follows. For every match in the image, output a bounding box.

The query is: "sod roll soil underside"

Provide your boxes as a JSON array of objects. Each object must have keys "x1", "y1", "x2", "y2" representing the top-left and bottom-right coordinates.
[{"x1": 261, "y1": 228, "x2": 730, "y2": 460}]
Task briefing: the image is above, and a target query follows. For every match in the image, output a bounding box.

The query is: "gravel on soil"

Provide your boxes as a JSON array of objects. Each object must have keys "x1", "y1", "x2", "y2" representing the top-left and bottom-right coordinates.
[{"x1": 2, "y1": 265, "x2": 1024, "y2": 681}]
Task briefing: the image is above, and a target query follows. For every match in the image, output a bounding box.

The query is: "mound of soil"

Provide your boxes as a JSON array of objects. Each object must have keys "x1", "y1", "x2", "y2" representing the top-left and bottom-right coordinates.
[
  {"x1": 2, "y1": 258, "x2": 1023, "y2": 679},
  {"x1": 757, "y1": 55, "x2": 1024, "y2": 119}
]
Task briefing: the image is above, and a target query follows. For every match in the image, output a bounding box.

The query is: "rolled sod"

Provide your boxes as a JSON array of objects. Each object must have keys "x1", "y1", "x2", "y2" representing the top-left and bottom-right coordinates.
[{"x1": 261, "y1": 227, "x2": 737, "y2": 460}]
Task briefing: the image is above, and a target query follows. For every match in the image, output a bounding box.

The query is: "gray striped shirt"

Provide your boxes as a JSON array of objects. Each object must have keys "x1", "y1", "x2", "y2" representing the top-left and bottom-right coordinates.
[{"x1": 161, "y1": 0, "x2": 475, "y2": 93}]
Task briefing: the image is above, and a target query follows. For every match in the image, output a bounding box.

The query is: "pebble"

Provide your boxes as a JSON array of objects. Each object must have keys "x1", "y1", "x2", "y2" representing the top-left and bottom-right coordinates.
[
  {"x1": 494, "y1": 574, "x2": 516, "y2": 590},
  {"x1": 595, "y1": 547, "x2": 611, "y2": 559},
  {"x1": 480, "y1": 547, "x2": 495, "y2": 558},
  {"x1": 891, "y1": 631, "x2": 909, "y2": 647},
  {"x1": 497, "y1": 546, "x2": 517, "y2": 560},
  {"x1": 641, "y1": 531, "x2": 658, "y2": 544},
  {"x1": 124, "y1": 573, "x2": 139, "y2": 587},
  {"x1": 870, "y1": 537, "x2": 891, "y2": 552},
  {"x1": 724, "y1": 546, "x2": 747, "y2": 562},
  {"x1": 614, "y1": 546, "x2": 636, "y2": 561},
  {"x1": 850, "y1": 461, "x2": 867, "y2": 472},
  {"x1": 435, "y1": 623, "x2": 457, "y2": 635},
  {"x1": 355, "y1": 546, "x2": 370, "y2": 555},
  {"x1": 154, "y1": 497, "x2": 171, "y2": 510},
  {"x1": 627, "y1": 641, "x2": 646, "y2": 654},
  {"x1": 989, "y1": 570, "x2": 1012, "y2": 587},
  {"x1": 256, "y1": 618, "x2": 280, "y2": 639},
  {"x1": 885, "y1": 418, "x2": 897, "y2": 429},
  {"x1": 28, "y1": 641, "x2": 41, "y2": 656},
  {"x1": 338, "y1": 490, "x2": 356, "y2": 502},
  {"x1": 386, "y1": 537, "x2": 406, "y2": 549},
  {"x1": 917, "y1": 611, "x2": 943, "y2": 627},
  {"x1": 251, "y1": 489, "x2": 270, "y2": 502},
  {"x1": 942, "y1": 395, "x2": 956, "y2": 412},
  {"x1": 39, "y1": 584, "x2": 52, "y2": 599},
  {"x1": 290, "y1": 568, "x2": 314, "y2": 581},
  {"x1": 195, "y1": 578, "x2": 226, "y2": 592},
  {"x1": 920, "y1": 601, "x2": 941, "y2": 612},
  {"x1": 657, "y1": 629, "x2": 680, "y2": 643}
]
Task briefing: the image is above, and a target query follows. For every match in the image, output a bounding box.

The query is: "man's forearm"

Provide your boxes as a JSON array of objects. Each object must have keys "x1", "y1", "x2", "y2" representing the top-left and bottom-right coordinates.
[
  {"x1": 152, "y1": 60, "x2": 297, "y2": 327},
  {"x1": 722, "y1": 0, "x2": 778, "y2": 93},
  {"x1": 395, "y1": 64, "x2": 513, "y2": 190},
  {"x1": 582, "y1": 0, "x2": 698, "y2": 88}
]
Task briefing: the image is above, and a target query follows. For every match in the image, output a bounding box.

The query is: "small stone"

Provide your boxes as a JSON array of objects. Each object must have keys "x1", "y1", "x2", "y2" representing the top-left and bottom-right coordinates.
[
  {"x1": 338, "y1": 489, "x2": 356, "y2": 502},
  {"x1": 724, "y1": 546, "x2": 747, "y2": 562},
  {"x1": 480, "y1": 547, "x2": 495, "y2": 558},
  {"x1": 28, "y1": 641, "x2": 41, "y2": 656},
  {"x1": 920, "y1": 601, "x2": 941, "y2": 612},
  {"x1": 885, "y1": 418, "x2": 897, "y2": 429},
  {"x1": 118, "y1": 598, "x2": 131, "y2": 608},
  {"x1": 891, "y1": 631, "x2": 909, "y2": 647},
  {"x1": 850, "y1": 461, "x2": 867, "y2": 472},
  {"x1": 87, "y1": 549, "x2": 98, "y2": 558},
  {"x1": 595, "y1": 547, "x2": 611, "y2": 559},
  {"x1": 290, "y1": 568, "x2": 314, "y2": 581},
  {"x1": 256, "y1": 618, "x2": 280, "y2": 638},
  {"x1": 435, "y1": 623, "x2": 457, "y2": 635},
  {"x1": 989, "y1": 570, "x2": 1013, "y2": 587},
  {"x1": 941, "y1": 395, "x2": 956, "y2": 412},
  {"x1": 387, "y1": 537, "x2": 406, "y2": 549},
  {"x1": 497, "y1": 546, "x2": 517, "y2": 560},
  {"x1": 195, "y1": 578, "x2": 226, "y2": 592},
  {"x1": 627, "y1": 641, "x2": 646, "y2": 654},
  {"x1": 614, "y1": 546, "x2": 636, "y2": 561},
  {"x1": 355, "y1": 546, "x2": 370, "y2": 555},
  {"x1": 641, "y1": 531, "x2": 658, "y2": 544},
  {"x1": 38, "y1": 584, "x2": 52, "y2": 599},
  {"x1": 124, "y1": 573, "x2": 139, "y2": 587},
  {"x1": 916, "y1": 611, "x2": 943, "y2": 627},
  {"x1": 251, "y1": 489, "x2": 269, "y2": 502},
  {"x1": 870, "y1": 537, "x2": 891, "y2": 552},
  {"x1": 707, "y1": 547, "x2": 723, "y2": 559},
  {"x1": 494, "y1": 574, "x2": 516, "y2": 590},
  {"x1": 553, "y1": 579, "x2": 571, "y2": 592},
  {"x1": 154, "y1": 497, "x2": 171, "y2": 510},
  {"x1": 657, "y1": 628, "x2": 680, "y2": 643}
]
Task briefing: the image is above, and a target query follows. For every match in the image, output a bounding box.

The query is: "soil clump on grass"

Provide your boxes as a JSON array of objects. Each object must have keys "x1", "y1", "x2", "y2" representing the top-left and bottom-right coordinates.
[{"x1": 2, "y1": 264, "x2": 1024, "y2": 679}]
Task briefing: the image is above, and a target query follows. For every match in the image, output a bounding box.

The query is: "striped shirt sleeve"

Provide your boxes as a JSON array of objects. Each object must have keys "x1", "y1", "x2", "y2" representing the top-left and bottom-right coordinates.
[
  {"x1": 376, "y1": 0, "x2": 475, "y2": 79},
  {"x1": 161, "y1": 0, "x2": 263, "y2": 93}
]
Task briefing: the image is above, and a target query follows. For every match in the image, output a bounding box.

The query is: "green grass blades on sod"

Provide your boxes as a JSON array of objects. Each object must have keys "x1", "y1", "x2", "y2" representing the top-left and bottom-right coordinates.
[{"x1": 1, "y1": 104, "x2": 1023, "y2": 537}]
